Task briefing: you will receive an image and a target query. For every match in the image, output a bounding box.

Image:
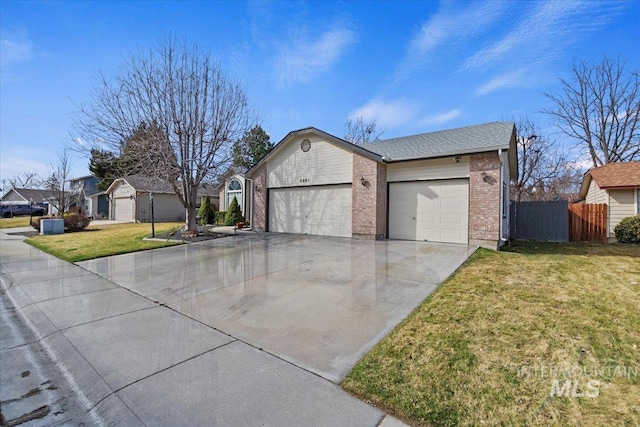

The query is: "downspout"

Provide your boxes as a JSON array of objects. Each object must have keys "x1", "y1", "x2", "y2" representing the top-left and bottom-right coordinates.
[
  {"x1": 244, "y1": 177, "x2": 254, "y2": 231},
  {"x1": 498, "y1": 149, "x2": 507, "y2": 242}
]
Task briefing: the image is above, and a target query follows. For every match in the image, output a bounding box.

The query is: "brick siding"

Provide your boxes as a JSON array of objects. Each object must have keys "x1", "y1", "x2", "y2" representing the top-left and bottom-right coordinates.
[
  {"x1": 250, "y1": 163, "x2": 268, "y2": 231},
  {"x1": 352, "y1": 153, "x2": 387, "y2": 239},
  {"x1": 469, "y1": 153, "x2": 501, "y2": 242}
]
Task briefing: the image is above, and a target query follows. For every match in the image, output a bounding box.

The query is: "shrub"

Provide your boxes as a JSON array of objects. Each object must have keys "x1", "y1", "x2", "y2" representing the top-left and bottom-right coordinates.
[
  {"x1": 198, "y1": 196, "x2": 215, "y2": 225},
  {"x1": 63, "y1": 213, "x2": 91, "y2": 232},
  {"x1": 614, "y1": 214, "x2": 640, "y2": 244},
  {"x1": 215, "y1": 211, "x2": 227, "y2": 225},
  {"x1": 224, "y1": 198, "x2": 244, "y2": 226}
]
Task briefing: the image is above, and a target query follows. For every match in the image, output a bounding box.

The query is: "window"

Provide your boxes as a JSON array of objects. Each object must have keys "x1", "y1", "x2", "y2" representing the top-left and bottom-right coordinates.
[{"x1": 226, "y1": 178, "x2": 243, "y2": 213}]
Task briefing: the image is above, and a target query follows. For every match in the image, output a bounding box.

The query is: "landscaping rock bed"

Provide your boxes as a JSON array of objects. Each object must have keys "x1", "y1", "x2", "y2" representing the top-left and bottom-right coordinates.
[{"x1": 154, "y1": 229, "x2": 227, "y2": 243}]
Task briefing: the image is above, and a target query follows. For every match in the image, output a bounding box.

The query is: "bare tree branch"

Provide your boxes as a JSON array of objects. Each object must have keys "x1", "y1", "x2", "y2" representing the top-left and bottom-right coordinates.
[
  {"x1": 7, "y1": 172, "x2": 43, "y2": 189},
  {"x1": 545, "y1": 56, "x2": 640, "y2": 167},
  {"x1": 72, "y1": 37, "x2": 256, "y2": 229},
  {"x1": 44, "y1": 150, "x2": 73, "y2": 216},
  {"x1": 344, "y1": 116, "x2": 385, "y2": 145},
  {"x1": 511, "y1": 118, "x2": 580, "y2": 201}
]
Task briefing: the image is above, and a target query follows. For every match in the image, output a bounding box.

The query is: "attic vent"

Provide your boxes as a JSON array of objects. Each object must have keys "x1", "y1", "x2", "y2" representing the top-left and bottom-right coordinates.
[{"x1": 301, "y1": 139, "x2": 311, "y2": 152}]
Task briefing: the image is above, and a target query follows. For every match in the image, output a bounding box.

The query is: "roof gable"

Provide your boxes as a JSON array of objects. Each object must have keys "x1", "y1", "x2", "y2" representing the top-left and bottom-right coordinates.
[
  {"x1": 247, "y1": 127, "x2": 381, "y2": 176},
  {"x1": 1, "y1": 188, "x2": 51, "y2": 204},
  {"x1": 247, "y1": 122, "x2": 517, "y2": 177},
  {"x1": 577, "y1": 161, "x2": 640, "y2": 200},
  {"x1": 589, "y1": 161, "x2": 640, "y2": 189}
]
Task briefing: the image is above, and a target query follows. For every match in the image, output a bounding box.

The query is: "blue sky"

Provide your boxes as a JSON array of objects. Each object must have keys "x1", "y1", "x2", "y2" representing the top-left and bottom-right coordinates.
[{"x1": 1, "y1": 0, "x2": 639, "y2": 184}]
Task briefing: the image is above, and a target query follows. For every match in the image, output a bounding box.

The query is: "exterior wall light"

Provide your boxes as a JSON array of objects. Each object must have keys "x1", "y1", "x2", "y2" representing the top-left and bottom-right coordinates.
[
  {"x1": 454, "y1": 155, "x2": 461, "y2": 163},
  {"x1": 360, "y1": 176, "x2": 367, "y2": 186}
]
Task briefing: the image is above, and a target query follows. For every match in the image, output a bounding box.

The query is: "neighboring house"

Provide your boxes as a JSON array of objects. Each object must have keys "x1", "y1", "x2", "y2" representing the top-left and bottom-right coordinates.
[
  {"x1": 69, "y1": 175, "x2": 109, "y2": 218},
  {"x1": 105, "y1": 175, "x2": 219, "y2": 222},
  {"x1": 246, "y1": 122, "x2": 517, "y2": 249},
  {"x1": 576, "y1": 161, "x2": 640, "y2": 242},
  {"x1": 216, "y1": 168, "x2": 249, "y2": 217},
  {"x1": 1, "y1": 187, "x2": 50, "y2": 207}
]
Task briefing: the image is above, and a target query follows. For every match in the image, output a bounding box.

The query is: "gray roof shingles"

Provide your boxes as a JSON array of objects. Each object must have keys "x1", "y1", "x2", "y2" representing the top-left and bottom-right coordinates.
[
  {"x1": 122, "y1": 174, "x2": 218, "y2": 196},
  {"x1": 364, "y1": 121, "x2": 515, "y2": 161}
]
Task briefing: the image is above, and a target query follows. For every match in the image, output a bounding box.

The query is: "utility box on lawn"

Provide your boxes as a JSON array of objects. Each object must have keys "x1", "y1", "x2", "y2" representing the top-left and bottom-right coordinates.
[{"x1": 40, "y1": 218, "x2": 64, "y2": 235}]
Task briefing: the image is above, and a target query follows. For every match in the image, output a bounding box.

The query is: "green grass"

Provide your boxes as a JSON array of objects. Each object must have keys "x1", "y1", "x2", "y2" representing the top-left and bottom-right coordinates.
[
  {"x1": 26, "y1": 222, "x2": 184, "y2": 262},
  {"x1": 0, "y1": 216, "x2": 31, "y2": 228},
  {"x1": 342, "y1": 241, "x2": 640, "y2": 426}
]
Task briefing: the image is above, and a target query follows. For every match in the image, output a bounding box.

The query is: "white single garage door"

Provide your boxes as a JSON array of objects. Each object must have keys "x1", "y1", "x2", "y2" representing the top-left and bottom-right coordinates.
[
  {"x1": 269, "y1": 184, "x2": 352, "y2": 237},
  {"x1": 113, "y1": 197, "x2": 134, "y2": 221},
  {"x1": 389, "y1": 179, "x2": 469, "y2": 244}
]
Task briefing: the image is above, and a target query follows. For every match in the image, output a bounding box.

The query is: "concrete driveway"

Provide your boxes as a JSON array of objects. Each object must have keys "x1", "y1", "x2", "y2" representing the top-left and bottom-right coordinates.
[
  {"x1": 79, "y1": 233, "x2": 475, "y2": 382},
  {"x1": 2, "y1": 230, "x2": 474, "y2": 425}
]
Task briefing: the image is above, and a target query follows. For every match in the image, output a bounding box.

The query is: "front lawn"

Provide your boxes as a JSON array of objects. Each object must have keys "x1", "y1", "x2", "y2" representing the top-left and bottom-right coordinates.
[
  {"x1": 26, "y1": 222, "x2": 184, "y2": 262},
  {"x1": 0, "y1": 217, "x2": 31, "y2": 228},
  {"x1": 343, "y1": 241, "x2": 640, "y2": 426}
]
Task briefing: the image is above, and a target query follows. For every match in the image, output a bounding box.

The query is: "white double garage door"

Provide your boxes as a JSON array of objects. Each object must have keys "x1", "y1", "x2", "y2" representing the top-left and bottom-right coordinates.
[{"x1": 268, "y1": 179, "x2": 469, "y2": 244}]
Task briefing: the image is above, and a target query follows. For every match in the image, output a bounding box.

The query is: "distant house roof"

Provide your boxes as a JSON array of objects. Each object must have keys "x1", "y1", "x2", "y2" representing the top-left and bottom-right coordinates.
[
  {"x1": 70, "y1": 175, "x2": 101, "y2": 197},
  {"x1": 577, "y1": 161, "x2": 640, "y2": 199},
  {"x1": 0, "y1": 187, "x2": 52, "y2": 204},
  {"x1": 365, "y1": 122, "x2": 516, "y2": 161},
  {"x1": 105, "y1": 175, "x2": 218, "y2": 197}
]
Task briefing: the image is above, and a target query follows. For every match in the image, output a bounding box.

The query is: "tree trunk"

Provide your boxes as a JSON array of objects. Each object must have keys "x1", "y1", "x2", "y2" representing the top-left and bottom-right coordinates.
[{"x1": 184, "y1": 186, "x2": 198, "y2": 230}]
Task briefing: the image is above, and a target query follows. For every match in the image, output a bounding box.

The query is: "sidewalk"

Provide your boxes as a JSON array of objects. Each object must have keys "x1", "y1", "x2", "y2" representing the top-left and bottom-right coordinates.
[{"x1": 0, "y1": 230, "x2": 405, "y2": 426}]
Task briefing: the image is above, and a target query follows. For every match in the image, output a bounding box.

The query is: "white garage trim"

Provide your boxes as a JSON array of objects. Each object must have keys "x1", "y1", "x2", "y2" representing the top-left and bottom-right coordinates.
[
  {"x1": 388, "y1": 179, "x2": 469, "y2": 244},
  {"x1": 113, "y1": 197, "x2": 135, "y2": 222},
  {"x1": 269, "y1": 184, "x2": 352, "y2": 237}
]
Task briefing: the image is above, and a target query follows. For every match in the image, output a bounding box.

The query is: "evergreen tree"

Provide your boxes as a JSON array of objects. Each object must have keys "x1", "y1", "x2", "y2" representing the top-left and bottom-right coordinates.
[
  {"x1": 198, "y1": 195, "x2": 215, "y2": 225},
  {"x1": 232, "y1": 125, "x2": 273, "y2": 169},
  {"x1": 88, "y1": 149, "x2": 120, "y2": 191},
  {"x1": 224, "y1": 197, "x2": 244, "y2": 226}
]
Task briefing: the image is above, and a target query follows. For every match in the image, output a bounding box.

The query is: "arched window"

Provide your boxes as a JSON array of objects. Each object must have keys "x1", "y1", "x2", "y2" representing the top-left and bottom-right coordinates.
[{"x1": 226, "y1": 178, "x2": 243, "y2": 213}]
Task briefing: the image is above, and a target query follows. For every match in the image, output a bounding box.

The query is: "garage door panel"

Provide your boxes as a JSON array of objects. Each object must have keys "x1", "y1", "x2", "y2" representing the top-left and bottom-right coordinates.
[
  {"x1": 269, "y1": 185, "x2": 352, "y2": 237},
  {"x1": 389, "y1": 180, "x2": 468, "y2": 244},
  {"x1": 114, "y1": 198, "x2": 134, "y2": 221}
]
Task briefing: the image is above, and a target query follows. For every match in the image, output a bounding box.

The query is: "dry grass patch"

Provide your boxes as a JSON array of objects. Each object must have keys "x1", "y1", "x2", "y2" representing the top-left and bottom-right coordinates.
[
  {"x1": 26, "y1": 222, "x2": 184, "y2": 262},
  {"x1": 0, "y1": 217, "x2": 31, "y2": 229},
  {"x1": 343, "y1": 241, "x2": 640, "y2": 426}
]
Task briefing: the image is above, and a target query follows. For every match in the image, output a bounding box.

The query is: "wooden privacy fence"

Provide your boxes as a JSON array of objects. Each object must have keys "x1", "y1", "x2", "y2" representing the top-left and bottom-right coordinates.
[
  {"x1": 510, "y1": 201, "x2": 608, "y2": 242},
  {"x1": 568, "y1": 203, "x2": 607, "y2": 242}
]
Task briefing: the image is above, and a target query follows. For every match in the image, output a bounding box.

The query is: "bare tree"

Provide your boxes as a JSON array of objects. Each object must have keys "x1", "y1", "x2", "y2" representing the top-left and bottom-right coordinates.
[
  {"x1": 545, "y1": 56, "x2": 640, "y2": 167},
  {"x1": 8, "y1": 172, "x2": 42, "y2": 189},
  {"x1": 44, "y1": 150, "x2": 73, "y2": 216},
  {"x1": 73, "y1": 37, "x2": 255, "y2": 230},
  {"x1": 511, "y1": 118, "x2": 577, "y2": 202},
  {"x1": 344, "y1": 116, "x2": 384, "y2": 145}
]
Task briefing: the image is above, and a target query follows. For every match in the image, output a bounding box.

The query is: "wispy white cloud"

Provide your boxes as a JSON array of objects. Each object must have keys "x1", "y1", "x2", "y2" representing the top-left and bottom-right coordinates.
[
  {"x1": 349, "y1": 98, "x2": 418, "y2": 129},
  {"x1": 419, "y1": 109, "x2": 462, "y2": 126},
  {"x1": 0, "y1": 29, "x2": 33, "y2": 84},
  {"x1": 474, "y1": 69, "x2": 528, "y2": 96},
  {"x1": 411, "y1": 2, "x2": 506, "y2": 54},
  {"x1": 277, "y1": 27, "x2": 356, "y2": 86},
  {"x1": 464, "y1": 1, "x2": 583, "y2": 71},
  {"x1": 392, "y1": 1, "x2": 508, "y2": 84},
  {"x1": 467, "y1": 1, "x2": 627, "y2": 95}
]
